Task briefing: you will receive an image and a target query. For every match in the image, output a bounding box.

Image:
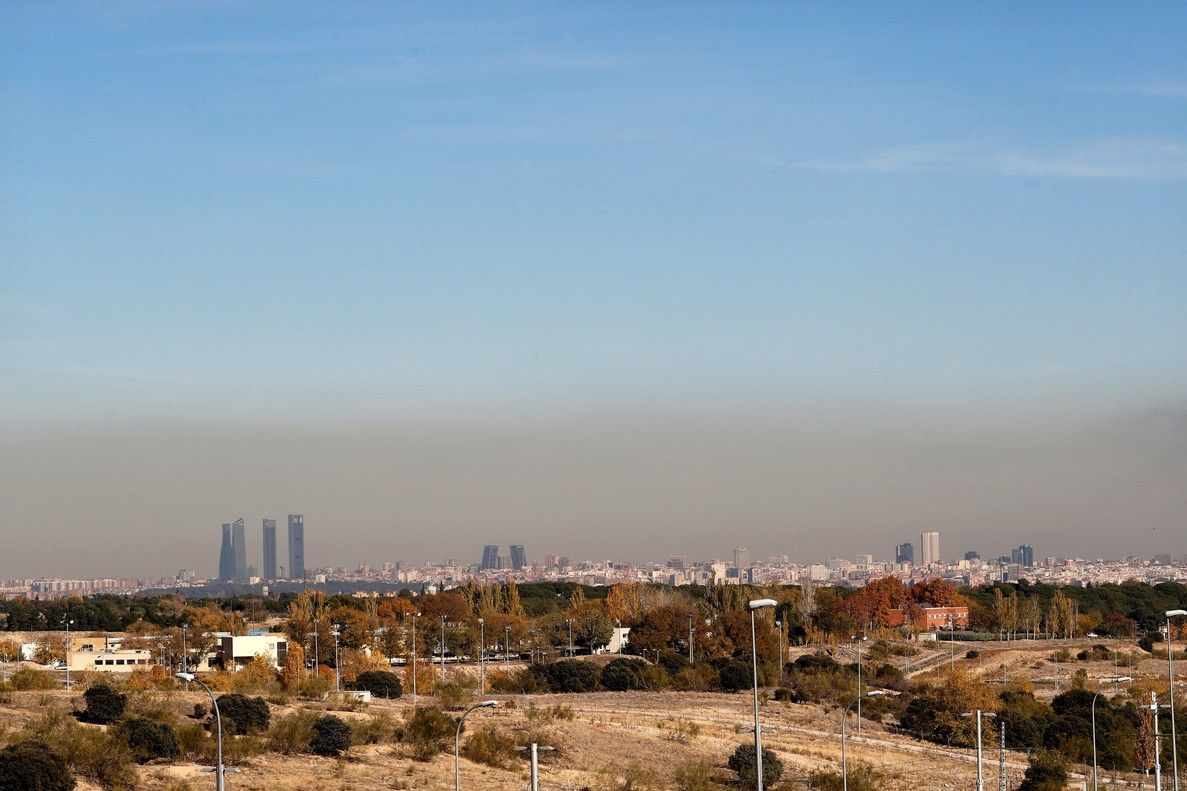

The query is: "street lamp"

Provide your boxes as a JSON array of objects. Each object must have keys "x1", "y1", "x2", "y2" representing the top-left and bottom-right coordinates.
[
  {"x1": 1092, "y1": 676, "x2": 1134, "y2": 791},
  {"x1": 566, "y1": 619, "x2": 574, "y2": 658},
  {"x1": 177, "y1": 673, "x2": 224, "y2": 791},
  {"x1": 332, "y1": 627, "x2": 341, "y2": 695},
  {"x1": 504, "y1": 625, "x2": 511, "y2": 668},
  {"x1": 478, "y1": 618, "x2": 485, "y2": 694},
  {"x1": 748, "y1": 598, "x2": 777, "y2": 791},
  {"x1": 181, "y1": 624, "x2": 189, "y2": 676},
  {"x1": 688, "y1": 615, "x2": 695, "y2": 664},
  {"x1": 61, "y1": 618, "x2": 74, "y2": 688},
  {"x1": 455, "y1": 700, "x2": 497, "y2": 791},
  {"x1": 410, "y1": 611, "x2": 420, "y2": 706},
  {"x1": 842, "y1": 690, "x2": 892, "y2": 791},
  {"x1": 1167, "y1": 609, "x2": 1186, "y2": 791},
  {"x1": 852, "y1": 635, "x2": 865, "y2": 734},
  {"x1": 440, "y1": 616, "x2": 447, "y2": 683}
]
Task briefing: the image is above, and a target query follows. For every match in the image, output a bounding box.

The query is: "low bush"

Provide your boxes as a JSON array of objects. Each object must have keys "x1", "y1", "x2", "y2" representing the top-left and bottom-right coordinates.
[
  {"x1": 601, "y1": 658, "x2": 648, "y2": 692},
  {"x1": 352, "y1": 670, "x2": 402, "y2": 699},
  {"x1": 81, "y1": 684, "x2": 126, "y2": 725},
  {"x1": 672, "y1": 758, "x2": 714, "y2": 791},
  {"x1": 116, "y1": 717, "x2": 180, "y2": 763},
  {"x1": 543, "y1": 660, "x2": 601, "y2": 693},
  {"x1": 808, "y1": 766, "x2": 885, "y2": 791},
  {"x1": 462, "y1": 724, "x2": 517, "y2": 768},
  {"x1": 10, "y1": 667, "x2": 58, "y2": 692},
  {"x1": 309, "y1": 715, "x2": 351, "y2": 757},
  {"x1": 351, "y1": 712, "x2": 397, "y2": 746},
  {"x1": 718, "y1": 660, "x2": 752, "y2": 693},
  {"x1": 215, "y1": 694, "x2": 270, "y2": 734},
  {"x1": 266, "y1": 710, "x2": 318, "y2": 754},
  {"x1": 728, "y1": 744, "x2": 783, "y2": 786},
  {"x1": 0, "y1": 740, "x2": 76, "y2": 791},
  {"x1": 402, "y1": 706, "x2": 456, "y2": 761}
]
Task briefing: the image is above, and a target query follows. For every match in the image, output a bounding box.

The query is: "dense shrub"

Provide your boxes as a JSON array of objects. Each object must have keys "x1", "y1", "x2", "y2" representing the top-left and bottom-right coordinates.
[
  {"x1": 490, "y1": 667, "x2": 544, "y2": 694},
  {"x1": 267, "y1": 711, "x2": 318, "y2": 754},
  {"x1": 309, "y1": 715, "x2": 352, "y2": 757},
  {"x1": 403, "y1": 706, "x2": 456, "y2": 761},
  {"x1": 462, "y1": 724, "x2": 517, "y2": 768},
  {"x1": 81, "y1": 684, "x2": 127, "y2": 724},
  {"x1": 352, "y1": 670, "x2": 402, "y2": 699},
  {"x1": 215, "y1": 694, "x2": 270, "y2": 734},
  {"x1": 10, "y1": 667, "x2": 58, "y2": 691},
  {"x1": 0, "y1": 740, "x2": 76, "y2": 791},
  {"x1": 117, "y1": 717, "x2": 180, "y2": 763},
  {"x1": 601, "y1": 658, "x2": 647, "y2": 692},
  {"x1": 673, "y1": 758, "x2": 714, "y2": 791},
  {"x1": 718, "y1": 660, "x2": 752, "y2": 693},
  {"x1": 543, "y1": 660, "x2": 601, "y2": 693},
  {"x1": 1018, "y1": 749, "x2": 1069, "y2": 791},
  {"x1": 807, "y1": 766, "x2": 884, "y2": 791},
  {"x1": 728, "y1": 744, "x2": 783, "y2": 786}
]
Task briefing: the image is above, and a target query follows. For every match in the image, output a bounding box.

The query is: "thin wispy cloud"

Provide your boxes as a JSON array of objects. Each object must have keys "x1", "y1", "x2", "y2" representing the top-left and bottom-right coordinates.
[{"x1": 792, "y1": 138, "x2": 1187, "y2": 180}]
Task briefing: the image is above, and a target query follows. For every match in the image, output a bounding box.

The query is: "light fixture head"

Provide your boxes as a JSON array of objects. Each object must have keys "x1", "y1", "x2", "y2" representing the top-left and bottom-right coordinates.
[
  {"x1": 748, "y1": 599, "x2": 777, "y2": 610},
  {"x1": 175, "y1": 672, "x2": 196, "y2": 682}
]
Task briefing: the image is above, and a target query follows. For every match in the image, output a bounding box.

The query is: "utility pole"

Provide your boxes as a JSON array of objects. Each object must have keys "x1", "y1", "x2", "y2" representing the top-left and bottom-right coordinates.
[
  {"x1": 1154, "y1": 691, "x2": 1164, "y2": 791},
  {"x1": 688, "y1": 615, "x2": 694, "y2": 664}
]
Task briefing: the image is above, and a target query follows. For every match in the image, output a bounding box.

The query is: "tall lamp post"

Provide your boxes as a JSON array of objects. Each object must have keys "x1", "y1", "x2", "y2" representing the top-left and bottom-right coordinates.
[
  {"x1": 61, "y1": 618, "x2": 74, "y2": 688},
  {"x1": 440, "y1": 616, "x2": 447, "y2": 683},
  {"x1": 748, "y1": 598, "x2": 777, "y2": 791},
  {"x1": 332, "y1": 627, "x2": 341, "y2": 695},
  {"x1": 852, "y1": 635, "x2": 864, "y2": 734},
  {"x1": 478, "y1": 618, "x2": 485, "y2": 694},
  {"x1": 1092, "y1": 675, "x2": 1133, "y2": 791},
  {"x1": 566, "y1": 619, "x2": 574, "y2": 657},
  {"x1": 455, "y1": 700, "x2": 498, "y2": 791},
  {"x1": 504, "y1": 626, "x2": 511, "y2": 668},
  {"x1": 177, "y1": 673, "x2": 224, "y2": 791},
  {"x1": 688, "y1": 615, "x2": 695, "y2": 664},
  {"x1": 842, "y1": 690, "x2": 891, "y2": 791},
  {"x1": 1168, "y1": 609, "x2": 1186, "y2": 791},
  {"x1": 410, "y1": 611, "x2": 420, "y2": 705}
]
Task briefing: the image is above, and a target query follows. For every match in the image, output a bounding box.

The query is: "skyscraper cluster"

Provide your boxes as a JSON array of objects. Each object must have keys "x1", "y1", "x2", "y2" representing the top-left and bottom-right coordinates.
[
  {"x1": 479, "y1": 544, "x2": 528, "y2": 571},
  {"x1": 216, "y1": 514, "x2": 305, "y2": 582}
]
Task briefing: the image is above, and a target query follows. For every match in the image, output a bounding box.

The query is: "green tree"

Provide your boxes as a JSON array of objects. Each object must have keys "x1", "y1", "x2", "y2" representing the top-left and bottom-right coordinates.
[
  {"x1": 0, "y1": 741, "x2": 76, "y2": 791},
  {"x1": 309, "y1": 715, "x2": 352, "y2": 757},
  {"x1": 727, "y1": 744, "x2": 782, "y2": 786},
  {"x1": 116, "y1": 717, "x2": 180, "y2": 763},
  {"x1": 1018, "y1": 749, "x2": 1069, "y2": 791},
  {"x1": 81, "y1": 684, "x2": 126, "y2": 724}
]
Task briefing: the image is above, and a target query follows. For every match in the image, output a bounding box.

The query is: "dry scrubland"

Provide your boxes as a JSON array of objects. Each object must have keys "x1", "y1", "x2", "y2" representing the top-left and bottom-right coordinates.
[{"x1": 2, "y1": 639, "x2": 1176, "y2": 790}]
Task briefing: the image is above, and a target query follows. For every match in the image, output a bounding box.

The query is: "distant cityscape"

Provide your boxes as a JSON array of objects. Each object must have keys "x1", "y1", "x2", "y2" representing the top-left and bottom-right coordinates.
[{"x1": 1, "y1": 517, "x2": 1185, "y2": 601}]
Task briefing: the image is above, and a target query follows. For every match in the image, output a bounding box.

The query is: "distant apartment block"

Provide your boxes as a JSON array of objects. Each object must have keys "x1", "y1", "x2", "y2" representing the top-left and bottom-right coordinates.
[{"x1": 920, "y1": 532, "x2": 940, "y2": 566}]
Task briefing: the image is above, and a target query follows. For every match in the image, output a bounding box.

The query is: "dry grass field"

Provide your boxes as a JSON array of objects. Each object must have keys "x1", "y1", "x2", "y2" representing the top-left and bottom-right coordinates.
[{"x1": 3, "y1": 638, "x2": 1175, "y2": 790}]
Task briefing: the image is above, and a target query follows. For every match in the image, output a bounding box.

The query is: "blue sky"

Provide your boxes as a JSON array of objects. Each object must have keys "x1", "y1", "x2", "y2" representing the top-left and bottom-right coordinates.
[
  {"x1": 4, "y1": 2, "x2": 1184, "y2": 425},
  {"x1": 2, "y1": 4, "x2": 1186, "y2": 572}
]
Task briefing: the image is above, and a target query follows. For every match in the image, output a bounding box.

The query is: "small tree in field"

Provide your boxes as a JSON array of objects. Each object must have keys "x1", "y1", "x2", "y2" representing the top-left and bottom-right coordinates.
[
  {"x1": 353, "y1": 670, "x2": 403, "y2": 699},
  {"x1": 1018, "y1": 749, "x2": 1069, "y2": 791},
  {"x1": 728, "y1": 744, "x2": 783, "y2": 786},
  {"x1": 0, "y1": 740, "x2": 76, "y2": 791},
  {"x1": 81, "y1": 683, "x2": 127, "y2": 724},
  {"x1": 116, "y1": 717, "x2": 180, "y2": 763},
  {"x1": 308, "y1": 715, "x2": 352, "y2": 757}
]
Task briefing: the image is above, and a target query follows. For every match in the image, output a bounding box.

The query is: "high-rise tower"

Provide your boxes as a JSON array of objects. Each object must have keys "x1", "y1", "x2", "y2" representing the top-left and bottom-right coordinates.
[
  {"x1": 262, "y1": 519, "x2": 277, "y2": 580},
  {"x1": 232, "y1": 517, "x2": 247, "y2": 581},
  {"x1": 895, "y1": 543, "x2": 914, "y2": 564},
  {"x1": 480, "y1": 545, "x2": 500, "y2": 570},
  {"x1": 217, "y1": 522, "x2": 235, "y2": 581},
  {"x1": 509, "y1": 544, "x2": 527, "y2": 570},
  {"x1": 732, "y1": 547, "x2": 750, "y2": 570},
  {"x1": 288, "y1": 514, "x2": 305, "y2": 580},
  {"x1": 920, "y1": 532, "x2": 940, "y2": 566}
]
